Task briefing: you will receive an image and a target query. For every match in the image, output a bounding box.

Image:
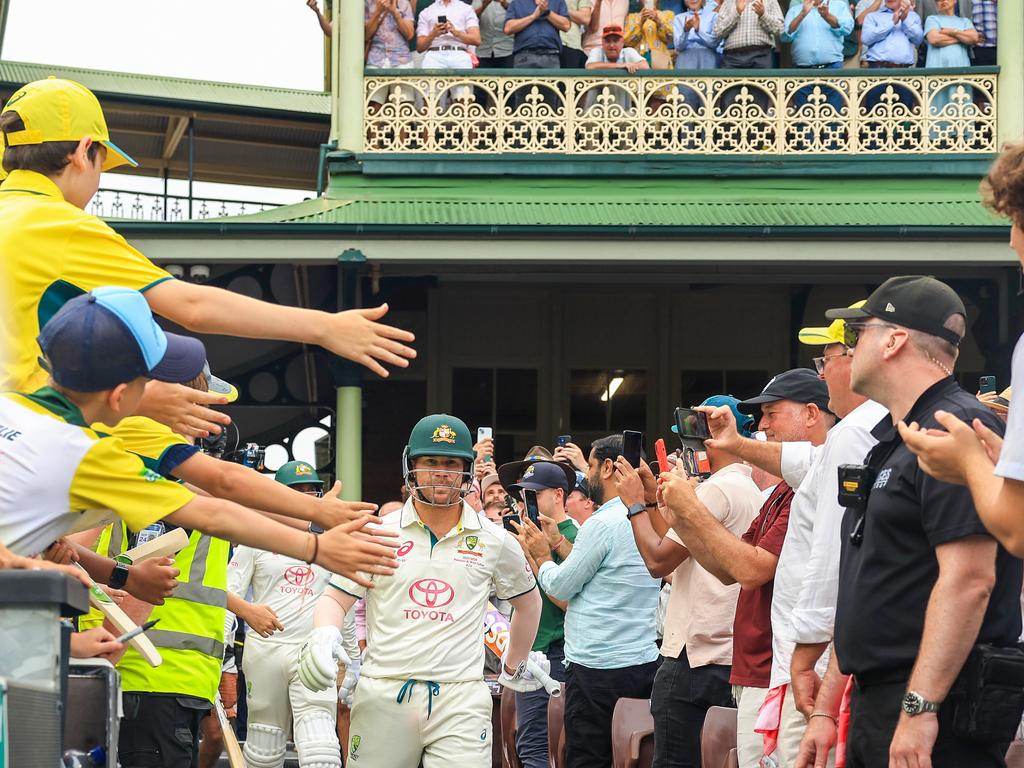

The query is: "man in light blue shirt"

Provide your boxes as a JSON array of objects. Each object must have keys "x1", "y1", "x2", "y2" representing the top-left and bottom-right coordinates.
[
  {"x1": 861, "y1": 0, "x2": 923, "y2": 66},
  {"x1": 528, "y1": 433, "x2": 660, "y2": 768},
  {"x1": 782, "y1": 0, "x2": 854, "y2": 67}
]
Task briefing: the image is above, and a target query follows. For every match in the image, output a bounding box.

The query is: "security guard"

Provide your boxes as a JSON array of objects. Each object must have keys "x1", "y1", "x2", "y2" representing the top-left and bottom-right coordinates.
[
  {"x1": 825, "y1": 277, "x2": 1023, "y2": 768},
  {"x1": 298, "y1": 415, "x2": 544, "y2": 767}
]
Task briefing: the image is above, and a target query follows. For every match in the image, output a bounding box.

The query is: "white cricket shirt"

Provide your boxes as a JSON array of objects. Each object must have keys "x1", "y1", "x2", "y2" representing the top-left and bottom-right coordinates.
[{"x1": 329, "y1": 498, "x2": 536, "y2": 683}]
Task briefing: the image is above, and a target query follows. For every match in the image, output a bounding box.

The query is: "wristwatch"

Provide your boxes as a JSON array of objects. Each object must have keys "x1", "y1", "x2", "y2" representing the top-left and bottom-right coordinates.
[
  {"x1": 626, "y1": 502, "x2": 647, "y2": 520},
  {"x1": 901, "y1": 691, "x2": 940, "y2": 716},
  {"x1": 109, "y1": 562, "x2": 130, "y2": 590}
]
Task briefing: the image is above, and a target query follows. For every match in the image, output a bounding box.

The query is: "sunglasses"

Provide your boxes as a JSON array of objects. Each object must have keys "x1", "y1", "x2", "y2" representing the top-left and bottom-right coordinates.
[{"x1": 842, "y1": 321, "x2": 897, "y2": 349}]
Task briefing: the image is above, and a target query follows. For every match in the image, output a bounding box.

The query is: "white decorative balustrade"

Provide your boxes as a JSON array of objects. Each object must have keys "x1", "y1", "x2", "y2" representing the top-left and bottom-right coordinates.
[{"x1": 363, "y1": 68, "x2": 997, "y2": 155}]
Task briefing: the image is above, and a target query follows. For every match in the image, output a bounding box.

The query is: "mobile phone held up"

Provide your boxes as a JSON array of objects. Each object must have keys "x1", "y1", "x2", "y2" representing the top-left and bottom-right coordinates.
[
  {"x1": 674, "y1": 407, "x2": 711, "y2": 441},
  {"x1": 979, "y1": 376, "x2": 997, "y2": 395},
  {"x1": 503, "y1": 514, "x2": 521, "y2": 534},
  {"x1": 557, "y1": 434, "x2": 572, "y2": 447},
  {"x1": 622, "y1": 430, "x2": 643, "y2": 469},
  {"x1": 438, "y1": 14, "x2": 448, "y2": 23},
  {"x1": 477, "y1": 427, "x2": 493, "y2": 442},
  {"x1": 523, "y1": 489, "x2": 541, "y2": 526}
]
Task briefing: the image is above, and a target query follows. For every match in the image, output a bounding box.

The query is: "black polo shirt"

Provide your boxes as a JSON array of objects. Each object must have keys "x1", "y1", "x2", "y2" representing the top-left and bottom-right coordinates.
[{"x1": 834, "y1": 377, "x2": 1023, "y2": 677}]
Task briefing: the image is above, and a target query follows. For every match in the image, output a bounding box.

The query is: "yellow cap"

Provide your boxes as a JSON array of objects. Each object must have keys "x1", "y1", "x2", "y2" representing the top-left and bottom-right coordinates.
[
  {"x1": 799, "y1": 300, "x2": 866, "y2": 346},
  {"x1": 0, "y1": 77, "x2": 137, "y2": 177}
]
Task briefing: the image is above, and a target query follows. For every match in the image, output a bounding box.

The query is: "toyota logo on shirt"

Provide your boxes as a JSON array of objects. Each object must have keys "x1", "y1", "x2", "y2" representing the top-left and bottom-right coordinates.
[
  {"x1": 284, "y1": 565, "x2": 315, "y2": 587},
  {"x1": 408, "y1": 579, "x2": 455, "y2": 609}
]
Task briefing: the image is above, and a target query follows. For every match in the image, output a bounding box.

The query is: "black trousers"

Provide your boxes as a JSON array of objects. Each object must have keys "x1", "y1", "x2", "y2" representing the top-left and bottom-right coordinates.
[
  {"x1": 847, "y1": 679, "x2": 1007, "y2": 768},
  {"x1": 560, "y1": 47, "x2": 587, "y2": 69},
  {"x1": 119, "y1": 692, "x2": 210, "y2": 768},
  {"x1": 650, "y1": 651, "x2": 733, "y2": 768},
  {"x1": 564, "y1": 659, "x2": 659, "y2": 768},
  {"x1": 477, "y1": 54, "x2": 514, "y2": 68},
  {"x1": 973, "y1": 47, "x2": 997, "y2": 66}
]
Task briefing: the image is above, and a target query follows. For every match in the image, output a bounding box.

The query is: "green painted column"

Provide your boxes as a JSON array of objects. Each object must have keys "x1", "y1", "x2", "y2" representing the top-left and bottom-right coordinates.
[
  {"x1": 335, "y1": 0, "x2": 365, "y2": 153},
  {"x1": 997, "y1": 4, "x2": 1024, "y2": 146},
  {"x1": 332, "y1": 250, "x2": 367, "y2": 501}
]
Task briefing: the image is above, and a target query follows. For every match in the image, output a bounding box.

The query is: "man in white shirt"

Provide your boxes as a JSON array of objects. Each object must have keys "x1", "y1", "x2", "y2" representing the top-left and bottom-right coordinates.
[
  {"x1": 297, "y1": 415, "x2": 543, "y2": 767},
  {"x1": 417, "y1": 0, "x2": 482, "y2": 68},
  {"x1": 701, "y1": 303, "x2": 887, "y2": 768}
]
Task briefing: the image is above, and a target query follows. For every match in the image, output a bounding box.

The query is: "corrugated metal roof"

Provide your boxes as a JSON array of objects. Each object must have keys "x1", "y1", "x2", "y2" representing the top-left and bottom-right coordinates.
[
  {"x1": 220, "y1": 177, "x2": 1004, "y2": 229},
  {"x1": 0, "y1": 60, "x2": 329, "y2": 116}
]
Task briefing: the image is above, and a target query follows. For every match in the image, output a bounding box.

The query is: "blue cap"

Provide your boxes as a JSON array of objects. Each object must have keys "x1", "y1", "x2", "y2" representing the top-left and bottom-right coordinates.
[
  {"x1": 38, "y1": 287, "x2": 207, "y2": 392},
  {"x1": 672, "y1": 395, "x2": 754, "y2": 438},
  {"x1": 507, "y1": 461, "x2": 573, "y2": 493}
]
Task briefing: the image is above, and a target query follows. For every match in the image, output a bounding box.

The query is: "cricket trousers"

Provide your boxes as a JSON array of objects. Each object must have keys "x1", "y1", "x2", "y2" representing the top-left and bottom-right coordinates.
[
  {"x1": 347, "y1": 675, "x2": 493, "y2": 768},
  {"x1": 242, "y1": 637, "x2": 340, "y2": 766}
]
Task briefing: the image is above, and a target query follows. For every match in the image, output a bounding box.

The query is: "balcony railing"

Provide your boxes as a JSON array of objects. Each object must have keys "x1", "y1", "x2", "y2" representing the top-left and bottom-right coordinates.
[
  {"x1": 363, "y1": 67, "x2": 997, "y2": 156},
  {"x1": 88, "y1": 189, "x2": 277, "y2": 222}
]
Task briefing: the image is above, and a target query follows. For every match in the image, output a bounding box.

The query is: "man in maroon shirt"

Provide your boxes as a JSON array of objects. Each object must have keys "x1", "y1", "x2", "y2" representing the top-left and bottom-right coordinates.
[{"x1": 660, "y1": 369, "x2": 834, "y2": 767}]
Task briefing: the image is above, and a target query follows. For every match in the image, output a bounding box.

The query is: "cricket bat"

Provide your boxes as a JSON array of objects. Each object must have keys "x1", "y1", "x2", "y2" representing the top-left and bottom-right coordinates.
[
  {"x1": 73, "y1": 562, "x2": 162, "y2": 667},
  {"x1": 117, "y1": 527, "x2": 189, "y2": 565},
  {"x1": 484, "y1": 602, "x2": 561, "y2": 697},
  {"x1": 215, "y1": 694, "x2": 245, "y2": 768}
]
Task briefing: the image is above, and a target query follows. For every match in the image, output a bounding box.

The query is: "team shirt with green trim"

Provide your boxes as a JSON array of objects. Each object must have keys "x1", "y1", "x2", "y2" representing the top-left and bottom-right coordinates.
[
  {"x1": 0, "y1": 388, "x2": 194, "y2": 556},
  {"x1": 330, "y1": 498, "x2": 536, "y2": 682}
]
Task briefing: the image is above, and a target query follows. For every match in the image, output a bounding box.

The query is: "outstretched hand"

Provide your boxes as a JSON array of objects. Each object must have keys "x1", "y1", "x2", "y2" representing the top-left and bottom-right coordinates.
[{"x1": 323, "y1": 304, "x2": 417, "y2": 378}]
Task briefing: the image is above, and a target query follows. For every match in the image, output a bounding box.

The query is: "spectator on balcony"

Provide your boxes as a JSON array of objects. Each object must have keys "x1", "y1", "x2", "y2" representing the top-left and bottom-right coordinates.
[
  {"x1": 583, "y1": 0, "x2": 630, "y2": 53},
  {"x1": 783, "y1": 0, "x2": 854, "y2": 69},
  {"x1": 861, "y1": 0, "x2": 923, "y2": 67},
  {"x1": 504, "y1": 0, "x2": 572, "y2": 69},
  {"x1": 475, "y1": 0, "x2": 516, "y2": 67},
  {"x1": 307, "y1": 0, "x2": 332, "y2": 36},
  {"x1": 624, "y1": 0, "x2": 676, "y2": 69},
  {"x1": 561, "y1": 0, "x2": 595, "y2": 68},
  {"x1": 713, "y1": 0, "x2": 784, "y2": 69},
  {"x1": 925, "y1": 0, "x2": 980, "y2": 117},
  {"x1": 585, "y1": 23, "x2": 649, "y2": 70},
  {"x1": 971, "y1": 0, "x2": 996, "y2": 66},
  {"x1": 365, "y1": 0, "x2": 416, "y2": 101},
  {"x1": 416, "y1": 0, "x2": 481, "y2": 69},
  {"x1": 673, "y1": 0, "x2": 723, "y2": 70}
]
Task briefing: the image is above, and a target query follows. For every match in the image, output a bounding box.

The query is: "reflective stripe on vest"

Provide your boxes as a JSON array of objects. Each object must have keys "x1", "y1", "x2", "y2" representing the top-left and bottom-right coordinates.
[{"x1": 98, "y1": 521, "x2": 228, "y2": 702}]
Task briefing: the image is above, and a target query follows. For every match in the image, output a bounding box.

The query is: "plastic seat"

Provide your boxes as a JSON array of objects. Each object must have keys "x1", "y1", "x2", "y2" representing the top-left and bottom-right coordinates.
[
  {"x1": 611, "y1": 698, "x2": 655, "y2": 768},
  {"x1": 547, "y1": 691, "x2": 566, "y2": 768},
  {"x1": 500, "y1": 685, "x2": 522, "y2": 768},
  {"x1": 1006, "y1": 740, "x2": 1024, "y2": 768},
  {"x1": 700, "y1": 706, "x2": 738, "y2": 768}
]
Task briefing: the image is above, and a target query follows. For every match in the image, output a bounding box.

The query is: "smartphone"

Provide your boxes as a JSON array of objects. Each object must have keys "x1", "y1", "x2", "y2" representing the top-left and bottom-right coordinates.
[
  {"x1": 674, "y1": 407, "x2": 711, "y2": 441},
  {"x1": 622, "y1": 430, "x2": 643, "y2": 469},
  {"x1": 557, "y1": 434, "x2": 572, "y2": 447},
  {"x1": 643, "y1": 0, "x2": 654, "y2": 8},
  {"x1": 502, "y1": 513, "x2": 521, "y2": 534},
  {"x1": 979, "y1": 376, "x2": 997, "y2": 394},
  {"x1": 523, "y1": 489, "x2": 540, "y2": 525},
  {"x1": 477, "y1": 427, "x2": 493, "y2": 442},
  {"x1": 655, "y1": 438, "x2": 669, "y2": 477},
  {"x1": 438, "y1": 14, "x2": 448, "y2": 23}
]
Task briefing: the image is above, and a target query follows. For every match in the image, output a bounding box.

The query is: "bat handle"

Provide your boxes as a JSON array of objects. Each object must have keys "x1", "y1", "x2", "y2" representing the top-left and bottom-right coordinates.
[{"x1": 526, "y1": 658, "x2": 561, "y2": 698}]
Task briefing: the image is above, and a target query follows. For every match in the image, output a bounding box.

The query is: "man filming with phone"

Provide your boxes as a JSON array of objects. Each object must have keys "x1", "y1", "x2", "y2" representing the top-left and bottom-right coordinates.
[
  {"x1": 501, "y1": 459, "x2": 580, "y2": 768},
  {"x1": 525, "y1": 434, "x2": 660, "y2": 768},
  {"x1": 617, "y1": 396, "x2": 762, "y2": 768}
]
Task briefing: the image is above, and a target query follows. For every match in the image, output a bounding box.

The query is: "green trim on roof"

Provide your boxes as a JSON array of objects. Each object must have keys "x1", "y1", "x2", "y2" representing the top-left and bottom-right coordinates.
[
  {"x1": 0, "y1": 60, "x2": 329, "y2": 118},
  {"x1": 198, "y1": 175, "x2": 1001, "y2": 230}
]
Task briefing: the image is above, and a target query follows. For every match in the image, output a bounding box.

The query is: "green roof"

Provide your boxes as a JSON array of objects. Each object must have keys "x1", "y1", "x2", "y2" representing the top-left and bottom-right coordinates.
[
  {"x1": 0, "y1": 60, "x2": 329, "y2": 117},
  {"x1": 208, "y1": 176, "x2": 1004, "y2": 232}
]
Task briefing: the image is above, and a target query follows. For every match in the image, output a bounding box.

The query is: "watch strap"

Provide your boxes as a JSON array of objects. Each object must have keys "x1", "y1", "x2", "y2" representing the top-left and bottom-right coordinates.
[
  {"x1": 626, "y1": 502, "x2": 647, "y2": 519},
  {"x1": 109, "y1": 562, "x2": 130, "y2": 590}
]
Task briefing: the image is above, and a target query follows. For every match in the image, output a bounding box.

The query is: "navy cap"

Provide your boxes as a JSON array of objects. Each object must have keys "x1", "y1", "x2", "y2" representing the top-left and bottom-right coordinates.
[
  {"x1": 738, "y1": 369, "x2": 831, "y2": 415},
  {"x1": 499, "y1": 459, "x2": 575, "y2": 494},
  {"x1": 572, "y1": 470, "x2": 590, "y2": 498},
  {"x1": 38, "y1": 287, "x2": 207, "y2": 392}
]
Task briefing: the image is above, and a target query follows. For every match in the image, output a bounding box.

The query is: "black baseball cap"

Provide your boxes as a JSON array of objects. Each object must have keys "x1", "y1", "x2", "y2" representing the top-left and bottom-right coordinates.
[
  {"x1": 738, "y1": 368, "x2": 831, "y2": 415},
  {"x1": 499, "y1": 459, "x2": 575, "y2": 494},
  {"x1": 824, "y1": 275, "x2": 965, "y2": 347}
]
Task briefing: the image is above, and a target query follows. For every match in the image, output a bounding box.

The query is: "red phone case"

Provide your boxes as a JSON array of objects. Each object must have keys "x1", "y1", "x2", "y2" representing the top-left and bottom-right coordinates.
[{"x1": 655, "y1": 438, "x2": 669, "y2": 482}]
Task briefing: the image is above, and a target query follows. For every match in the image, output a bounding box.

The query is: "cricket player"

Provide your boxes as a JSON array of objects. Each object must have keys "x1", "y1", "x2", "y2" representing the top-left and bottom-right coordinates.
[
  {"x1": 298, "y1": 415, "x2": 545, "y2": 767},
  {"x1": 228, "y1": 461, "x2": 359, "y2": 768}
]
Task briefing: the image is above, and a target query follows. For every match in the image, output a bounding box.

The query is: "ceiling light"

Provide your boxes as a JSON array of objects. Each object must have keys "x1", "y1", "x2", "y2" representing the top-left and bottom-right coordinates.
[{"x1": 600, "y1": 376, "x2": 624, "y2": 402}]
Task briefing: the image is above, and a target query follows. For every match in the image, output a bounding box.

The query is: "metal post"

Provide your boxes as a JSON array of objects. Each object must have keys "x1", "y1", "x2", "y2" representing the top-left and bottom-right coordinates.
[
  {"x1": 997, "y1": 6, "x2": 1024, "y2": 146},
  {"x1": 162, "y1": 169, "x2": 169, "y2": 221},
  {"x1": 0, "y1": 0, "x2": 10, "y2": 60},
  {"x1": 335, "y1": 0, "x2": 364, "y2": 152},
  {"x1": 187, "y1": 117, "x2": 194, "y2": 220},
  {"x1": 330, "y1": 250, "x2": 368, "y2": 500}
]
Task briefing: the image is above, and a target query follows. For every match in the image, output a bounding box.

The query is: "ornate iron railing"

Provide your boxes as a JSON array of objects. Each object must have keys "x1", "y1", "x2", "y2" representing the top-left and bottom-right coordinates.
[
  {"x1": 88, "y1": 189, "x2": 277, "y2": 221},
  {"x1": 363, "y1": 67, "x2": 997, "y2": 155}
]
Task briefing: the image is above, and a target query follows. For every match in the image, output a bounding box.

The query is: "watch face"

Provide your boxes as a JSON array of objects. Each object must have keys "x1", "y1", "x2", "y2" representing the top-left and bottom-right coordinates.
[{"x1": 902, "y1": 692, "x2": 922, "y2": 714}]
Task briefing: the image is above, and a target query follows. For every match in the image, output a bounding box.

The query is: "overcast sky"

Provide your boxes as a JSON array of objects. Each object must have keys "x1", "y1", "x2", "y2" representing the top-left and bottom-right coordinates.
[{"x1": 3, "y1": 0, "x2": 330, "y2": 203}]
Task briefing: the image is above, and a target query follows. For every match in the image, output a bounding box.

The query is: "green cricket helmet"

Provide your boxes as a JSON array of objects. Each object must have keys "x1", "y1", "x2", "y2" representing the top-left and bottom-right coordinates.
[
  {"x1": 274, "y1": 460, "x2": 324, "y2": 488},
  {"x1": 403, "y1": 414, "x2": 476, "y2": 506}
]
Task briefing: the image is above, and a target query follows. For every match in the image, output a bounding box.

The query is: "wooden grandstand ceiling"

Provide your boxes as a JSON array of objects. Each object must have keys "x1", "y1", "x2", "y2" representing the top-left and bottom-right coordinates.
[{"x1": 0, "y1": 60, "x2": 330, "y2": 191}]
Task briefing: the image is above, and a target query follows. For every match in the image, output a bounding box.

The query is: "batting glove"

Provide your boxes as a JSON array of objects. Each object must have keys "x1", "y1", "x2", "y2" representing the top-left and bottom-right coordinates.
[
  {"x1": 498, "y1": 650, "x2": 549, "y2": 693},
  {"x1": 339, "y1": 657, "x2": 362, "y2": 707},
  {"x1": 298, "y1": 626, "x2": 351, "y2": 692}
]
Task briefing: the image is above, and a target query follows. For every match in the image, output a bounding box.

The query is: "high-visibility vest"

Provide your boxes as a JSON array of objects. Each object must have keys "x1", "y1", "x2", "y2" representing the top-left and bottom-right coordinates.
[{"x1": 95, "y1": 521, "x2": 228, "y2": 704}]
